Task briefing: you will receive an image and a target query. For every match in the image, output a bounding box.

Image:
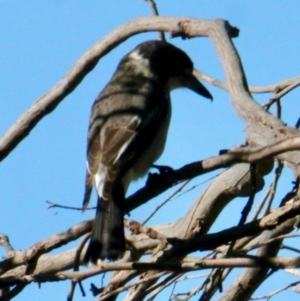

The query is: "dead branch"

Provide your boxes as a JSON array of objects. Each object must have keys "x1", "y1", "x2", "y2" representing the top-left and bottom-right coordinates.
[
  {"x1": 0, "y1": 220, "x2": 92, "y2": 275},
  {"x1": 0, "y1": 16, "x2": 236, "y2": 162}
]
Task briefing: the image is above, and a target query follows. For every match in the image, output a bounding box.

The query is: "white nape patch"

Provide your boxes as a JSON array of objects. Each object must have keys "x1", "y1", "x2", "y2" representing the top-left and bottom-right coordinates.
[
  {"x1": 128, "y1": 50, "x2": 153, "y2": 78},
  {"x1": 94, "y1": 163, "x2": 106, "y2": 198},
  {"x1": 113, "y1": 116, "x2": 141, "y2": 164}
]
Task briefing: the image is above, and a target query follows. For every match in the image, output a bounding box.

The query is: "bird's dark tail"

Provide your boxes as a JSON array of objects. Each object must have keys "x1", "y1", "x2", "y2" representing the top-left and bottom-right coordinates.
[{"x1": 84, "y1": 186, "x2": 125, "y2": 263}]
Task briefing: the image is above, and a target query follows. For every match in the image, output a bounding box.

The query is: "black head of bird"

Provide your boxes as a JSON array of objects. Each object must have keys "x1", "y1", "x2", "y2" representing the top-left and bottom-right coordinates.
[{"x1": 116, "y1": 40, "x2": 213, "y2": 99}]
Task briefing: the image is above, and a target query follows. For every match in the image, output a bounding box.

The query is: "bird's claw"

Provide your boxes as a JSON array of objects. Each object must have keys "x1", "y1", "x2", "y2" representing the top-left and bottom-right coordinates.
[{"x1": 146, "y1": 164, "x2": 174, "y2": 186}]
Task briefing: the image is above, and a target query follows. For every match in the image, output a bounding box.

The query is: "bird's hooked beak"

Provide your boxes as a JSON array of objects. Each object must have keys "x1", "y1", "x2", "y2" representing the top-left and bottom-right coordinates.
[
  {"x1": 181, "y1": 70, "x2": 213, "y2": 100},
  {"x1": 168, "y1": 69, "x2": 212, "y2": 100}
]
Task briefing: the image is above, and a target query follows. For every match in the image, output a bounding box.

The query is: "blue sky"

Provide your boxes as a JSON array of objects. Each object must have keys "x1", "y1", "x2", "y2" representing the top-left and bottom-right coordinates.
[{"x1": 1, "y1": 1, "x2": 300, "y2": 301}]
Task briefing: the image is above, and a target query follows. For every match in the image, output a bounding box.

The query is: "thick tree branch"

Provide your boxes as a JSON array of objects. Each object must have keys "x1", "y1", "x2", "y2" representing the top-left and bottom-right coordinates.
[
  {"x1": 15, "y1": 256, "x2": 300, "y2": 283},
  {"x1": 2, "y1": 199, "x2": 300, "y2": 285},
  {"x1": 218, "y1": 218, "x2": 298, "y2": 301},
  {"x1": 127, "y1": 137, "x2": 300, "y2": 211},
  {"x1": 168, "y1": 199, "x2": 300, "y2": 256},
  {"x1": 0, "y1": 16, "x2": 236, "y2": 161},
  {"x1": 0, "y1": 220, "x2": 92, "y2": 275},
  {"x1": 3, "y1": 255, "x2": 300, "y2": 285}
]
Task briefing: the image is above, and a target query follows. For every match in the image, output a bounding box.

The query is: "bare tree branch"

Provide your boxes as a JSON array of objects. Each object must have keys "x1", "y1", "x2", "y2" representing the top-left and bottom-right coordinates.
[
  {"x1": 127, "y1": 137, "x2": 300, "y2": 211},
  {"x1": 0, "y1": 16, "x2": 237, "y2": 162},
  {"x1": 0, "y1": 220, "x2": 92, "y2": 275},
  {"x1": 35, "y1": 256, "x2": 300, "y2": 282},
  {"x1": 250, "y1": 280, "x2": 300, "y2": 300}
]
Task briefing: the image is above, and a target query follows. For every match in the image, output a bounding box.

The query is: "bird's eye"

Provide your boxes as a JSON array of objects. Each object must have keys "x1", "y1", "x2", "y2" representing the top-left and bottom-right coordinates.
[{"x1": 184, "y1": 67, "x2": 193, "y2": 75}]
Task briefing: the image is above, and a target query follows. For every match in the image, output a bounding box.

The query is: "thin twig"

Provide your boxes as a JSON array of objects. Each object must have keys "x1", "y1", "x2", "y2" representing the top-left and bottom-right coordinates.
[
  {"x1": 282, "y1": 244, "x2": 300, "y2": 255},
  {"x1": 98, "y1": 272, "x2": 166, "y2": 301},
  {"x1": 239, "y1": 163, "x2": 257, "y2": 226},
  {"x1": 295, "y1": 118, "x2": 300, "y2": 129},
  {"x1": 263, "y1": 78, "x2": 300, "y2": 110},
  {"x1": 66, "y1": 233, "x2": 90, "y2": 301},
  {"x1": 263, "y1": 160, "x2": 283, "y2": 215},
  {"x1": 145, "y1": 273, "x2": 181, "y2": 301},
  {"x1": 250, "y1": 186, "x2": 272, "y2": 221},
  {"x1": 142, "y1": 180, "x2": 190, "y2": 225},
  {"x1": 169, "y1": 175, "x2": 217, "y2": 201},
  {"x1": 271, "y1": 78, "x2": 300, "y2": 101},
  {"x1": 244, "y1": 233, "x2": 300, "y2": 253},
  {"x1": 199, "y1": 268, "x2": 232, "y2": 301},
  {"x1": 46, "y1": 200, "x2": 96, "y2": 211},
  {"x1": 173, "y1": 283, "x2": 204, "y2": 301},
  {"x1": 144, "y1": 0, "x2": 166, "y2": 41},
  {"x1": 194, "y1": 69, "x2": 300, "y2": 94},
  {"x1": 276, "y1": 99, "x2": 282, "y2": 119},
  {"x1": 250, "y1": 280, "x2": 300, "y2": 300},
  {"x1": 251, "y1": 160, "x2": 283, "y2": 221}
]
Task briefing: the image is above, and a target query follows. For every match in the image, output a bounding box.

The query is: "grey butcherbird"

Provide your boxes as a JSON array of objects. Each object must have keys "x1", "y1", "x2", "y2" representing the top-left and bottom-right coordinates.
[{"x1": 82, "y1": 40, "x2": 212, "y2": 264}]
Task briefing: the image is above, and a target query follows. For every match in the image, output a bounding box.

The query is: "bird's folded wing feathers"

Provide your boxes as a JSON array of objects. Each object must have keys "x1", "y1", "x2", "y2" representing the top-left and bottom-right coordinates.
[
  {"x1": 82, "y1": 90, "x2": 169, "y2": 209},
  {"x1": 82, "y1": 128, "x2": 102, "y2": 210},
  {"x1": 101, "y1": 116, "x2": 140, "y2": 168},
  {"x1": 82, "y1": 115, "x2": 140, "y2": 208}
]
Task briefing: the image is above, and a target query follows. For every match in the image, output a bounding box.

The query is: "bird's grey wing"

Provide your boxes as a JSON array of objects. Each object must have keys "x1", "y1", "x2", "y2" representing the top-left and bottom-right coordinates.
[
  {"x1": 101, "y1": 90, "x2": 170, "y2": 184},
  {"x1": 99, "y1": 115, "x2": 141, "y2": 200},
  {"x1": 83, "y1": 90, "x2": 169, "y2": 209},
  {"x1": 82, "y1": 91, "x2": 142, "y2": 209},
  {"x1": 82, "y1": 125, "x2": 102, "y2": 210}
]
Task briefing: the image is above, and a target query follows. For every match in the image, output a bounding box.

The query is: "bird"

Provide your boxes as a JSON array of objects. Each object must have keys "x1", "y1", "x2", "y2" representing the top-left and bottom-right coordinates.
[{"x1": 82, "y1": 40, "x2": 212, "y2": 264}]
